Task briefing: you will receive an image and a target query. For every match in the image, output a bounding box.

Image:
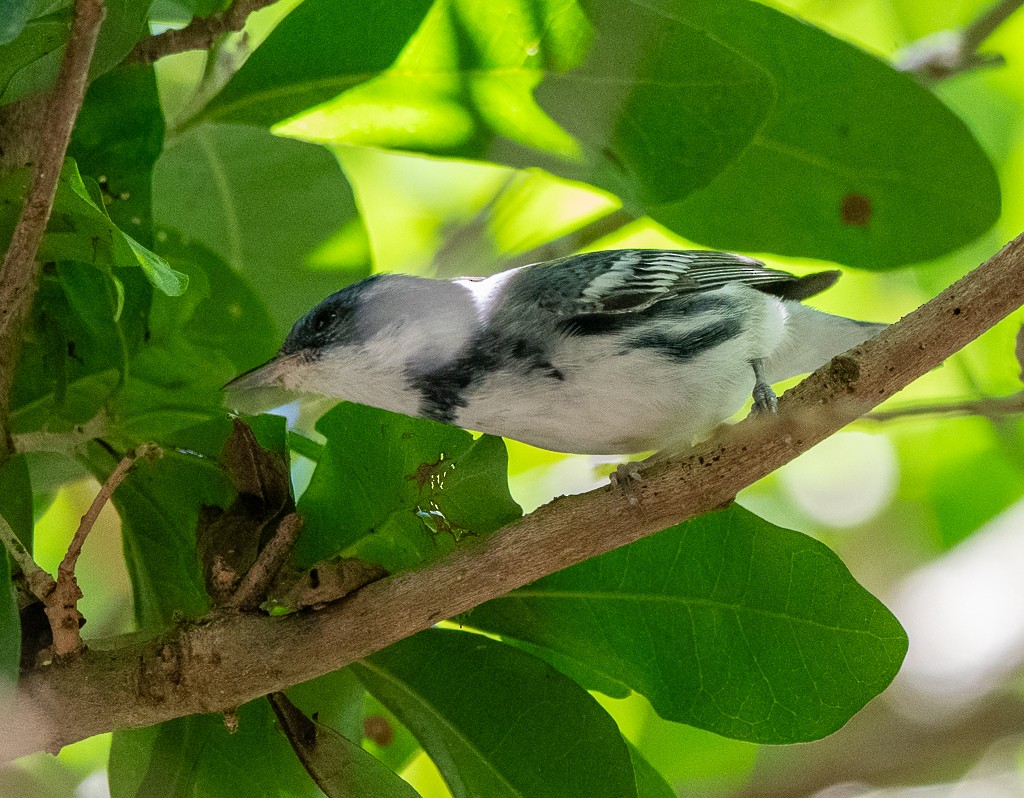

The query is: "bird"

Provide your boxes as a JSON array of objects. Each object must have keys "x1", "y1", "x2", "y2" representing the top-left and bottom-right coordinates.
[{"x1": 224, "y1": 249, "x2": 884, "y2": 458}]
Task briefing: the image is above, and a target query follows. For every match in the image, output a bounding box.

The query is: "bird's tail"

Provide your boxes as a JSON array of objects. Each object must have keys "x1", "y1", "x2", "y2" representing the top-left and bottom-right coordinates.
[{"x1": 765, "y1": 303, "x2": 886, "y2": 383}]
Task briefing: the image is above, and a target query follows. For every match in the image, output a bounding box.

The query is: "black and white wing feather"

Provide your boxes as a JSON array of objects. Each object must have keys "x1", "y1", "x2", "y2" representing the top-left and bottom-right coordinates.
[{"x1": 514, "y1": 249, "x2": 839, "y2": 316}]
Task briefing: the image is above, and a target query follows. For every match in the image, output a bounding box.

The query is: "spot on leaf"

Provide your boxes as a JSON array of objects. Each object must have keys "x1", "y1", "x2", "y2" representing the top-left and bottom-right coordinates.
[{"x1": 841, "y1": 193, "x2": 872, "y2": 226}]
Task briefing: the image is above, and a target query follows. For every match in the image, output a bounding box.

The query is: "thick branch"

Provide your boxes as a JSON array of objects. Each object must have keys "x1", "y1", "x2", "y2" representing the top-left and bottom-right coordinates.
[
  {"x1": 127, "y1": 0, "x2": 279, "y2": 64},
  {"x1": 0, "y1": 0, "x2": 106, "y2": 462},
  {"x1": 4, "y1": 233, "x2": 1024, "y2": 760}
]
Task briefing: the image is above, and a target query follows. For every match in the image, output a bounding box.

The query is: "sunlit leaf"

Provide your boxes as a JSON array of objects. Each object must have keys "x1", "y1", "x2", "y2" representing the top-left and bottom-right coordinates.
[
  {"x1": 271, "y1": 0, "x2": 997, "y2": 267},
  {"x1": 467, "y1": 505, "x2": 908, "y2": 743},
  {"x1": 627, "y1": 741, "x2": 674, "y2": 798},
  {"x1": 354, "y1": 629, "x2": 639, "y2": 798},
  {"x1": 201, "y1": 0, "x2": 434, "y2": 126}
]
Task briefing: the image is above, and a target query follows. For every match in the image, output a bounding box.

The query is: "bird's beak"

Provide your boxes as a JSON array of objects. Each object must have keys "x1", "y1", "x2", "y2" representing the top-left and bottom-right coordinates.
[{"x1": 223, "y1": 351, "x2": 303, "y2": 392}]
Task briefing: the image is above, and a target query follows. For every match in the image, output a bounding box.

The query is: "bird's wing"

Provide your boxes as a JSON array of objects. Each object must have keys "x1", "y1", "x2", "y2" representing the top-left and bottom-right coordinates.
[{"x1": 518, "y1": 249, "x2": 838, "y2": 315}]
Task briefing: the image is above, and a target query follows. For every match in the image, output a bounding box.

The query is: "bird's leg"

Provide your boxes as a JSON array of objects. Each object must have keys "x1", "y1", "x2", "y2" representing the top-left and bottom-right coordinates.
[
  {"x1": 610, "y1": 450, "x2": 672, "y2": 508},
  {"x1": 750, "y1": 358, "x2": 778, "y2": 415}
]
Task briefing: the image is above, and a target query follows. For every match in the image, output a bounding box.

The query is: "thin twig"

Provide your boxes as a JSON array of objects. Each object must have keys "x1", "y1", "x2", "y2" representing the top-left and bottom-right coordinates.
[
  {"x1": 0, "y1": 513, "x2": 54, "y2": 603},
  {"x1": 897, "y1": 0, "x2": 1024, "y2": 81},
  {"x1": 46, "y1": 444, "x2": 161, "y2": 657},
  {"x1": 127, "y1": 0, "x2": 280, "y2": 64},
  {"x1": 864, "y1": 392, "x2": 1024, "y2": 422},
  {"x1": 963, "y1": 0, "x2": 1024, "y2": 51},
  {"x1": 0, "y1": 0, "x2": 107, "y2": 463},
  {"x1": 226, "y1": 512, "x2": 304, "y2": 611},
  {"x1": 58, "y1": 444, "x2": 162, "y2": 581}
]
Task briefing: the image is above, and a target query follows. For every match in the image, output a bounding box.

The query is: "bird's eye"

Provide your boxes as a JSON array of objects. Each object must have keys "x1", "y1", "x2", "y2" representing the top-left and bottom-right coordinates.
[{"x1": 312, "y1": 310, "x2": 336, "y2": 334}]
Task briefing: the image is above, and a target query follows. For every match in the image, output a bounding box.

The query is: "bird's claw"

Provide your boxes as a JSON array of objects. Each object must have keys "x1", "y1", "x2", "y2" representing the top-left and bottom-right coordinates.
[{"x1": 610, "y1": 461, "x2": 645, "y2": 507}]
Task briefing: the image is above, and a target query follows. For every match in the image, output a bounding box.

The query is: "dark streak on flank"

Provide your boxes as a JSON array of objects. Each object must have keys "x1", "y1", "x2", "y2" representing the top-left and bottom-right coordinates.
[{"x1": 625, "y1": 318, "x2": 743, "y2": 363}]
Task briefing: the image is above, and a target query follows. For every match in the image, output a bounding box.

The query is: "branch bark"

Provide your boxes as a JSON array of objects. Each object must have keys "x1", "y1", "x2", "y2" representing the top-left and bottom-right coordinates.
[
  {"x1": 3, "y1": 232, "x2": 1024, "y2": 760},
  {"x1": 126, "y1": 0, "x2": 279, "y2": 64},
  {"x1": 0, "y1": 0, "x2": 106, "y2": 463}
]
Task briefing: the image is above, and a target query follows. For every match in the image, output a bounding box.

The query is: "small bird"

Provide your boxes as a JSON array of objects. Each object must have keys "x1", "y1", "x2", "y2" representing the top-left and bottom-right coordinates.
[{"x1": 225, "y1": 249, "x2": 884, "y2": 457}]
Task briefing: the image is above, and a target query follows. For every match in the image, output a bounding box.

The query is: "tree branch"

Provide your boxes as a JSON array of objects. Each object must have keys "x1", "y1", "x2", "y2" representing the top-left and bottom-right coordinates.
[
  {"x1": 126, "y1": 0, "x2": 280, "y2": 64},
  {"x1": 3, "y1": 232, "x2": 1024, "y2": 760},
  {"x1": 863, "y1": 391, "x2": 1024, "y2": 422},
  {"x1": 897, "y1": 0, "x2": 1024, "y2": 82},
  {"x1": 46, "y1": 445, "x2": 162, "y2": 658},
  {"x1": 0, "y1": 0, "x2": 106, "y2": 463}
]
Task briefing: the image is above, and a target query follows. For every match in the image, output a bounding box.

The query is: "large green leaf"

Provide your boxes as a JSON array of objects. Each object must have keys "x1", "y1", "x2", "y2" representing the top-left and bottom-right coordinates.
[
  {"x1": 70, "y1": 62, "x2": 165, "y2": 247},
  {"x1": 269, "y1": 0, "x2": 997, "y2": 267},
  {"x1": 108, "y1": 700, "x2": 322, "y2": 798},
  {"x1": 114, "y1": 233, "x2": 277, "y2": 443},
  {"x1": 0, "y1": 160, "x2": 188, "y2": 295},
  {"x1": 153, "y1": 123, "x2": 369, "y2": 334},
  {"x1": 467, "y1": 505, "x2": 908, "y2": 743},
  {"x1": 9, "y1": 262, "x2": 127, "y2": 436},
  {"x1": 0, "y1": 0, "x2": 152, "y2": 106},
  {"x1": 648, "y1": 0, "x2": 1000, "y2": 267},
  {"x1": 201, "y1": 0, "x2": 434, "y2": 126},
  {"x1": 354, "y1": 629, "x2": 639, "y2": 798},
  {"x1": 295, "y1": 403, "x2": 521, "y2": 572}
]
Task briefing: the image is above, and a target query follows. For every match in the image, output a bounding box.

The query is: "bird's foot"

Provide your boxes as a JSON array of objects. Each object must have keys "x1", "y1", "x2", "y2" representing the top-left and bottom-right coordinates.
[
  {"x1": 750, "y1": 358, "x2": 778, "y2": 415},
  {"x1": 610, "y1": 461, "x2": 645, "y2": 508}
]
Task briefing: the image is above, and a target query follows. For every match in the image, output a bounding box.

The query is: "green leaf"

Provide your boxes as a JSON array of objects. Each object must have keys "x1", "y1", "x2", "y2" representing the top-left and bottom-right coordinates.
[
  {"x1": 108, "y1": 700, "x2": 323, "y2": 798},
  {"x1": 269, "y1": 692, "x2": 423, "y2": 798},
  {"x1": 354, "y1": 629, "x2": 639, "y2": 798},
  {"x1": 114, "y1": 233, "x2": 277, "y2": 443},
  {"x1": 0, "y1": 0, "x2": 152, "y2": 106},
  {"x1": 201, "y1": 0, "x2": 434, "y2": 126},
  {"x1": 648, "y1": 0, "x2": 1000, "y2": 267},
  {"x1": 275, "y1": 0, "x2": 997, "y2": 268},
  {"x1": 70, "y1": 62, "x2": 165, "y2": 246},
  {"x1": 86, "y1": 415, "x2": 288, "y2": 628},
  {"x1": 0, "y1": 546, "x2": 19, "y2": 692},
  {"x1": 153, "y1": 123, "x2": 370, "y2": 334},
  {"x1": 10, "y1": 261, "x2": 127, "y2": 434},
  {"x1": 0, "y1": 11, "x2": 69, "y2": 106},
  {"x1": 466, "y1": 505, "x2": 908, "y2": 743},
  {"x1": 295, "y1": 403, "x2": 521, "y2": 572},
  {"x1": 42, "y1": 160, "x2": 189, "y2": 295},
  {"x1": 0, "y1": 454, "x2": 34, "y2": 551},
  {"x1": 86, "y1": 442, "x2": 220, "y2": 629},
  {"x1": 627, "y1": 741, "x2": 675, "y2": 798},
  {"x1": 0, "y1": 0, "x2": 33, "y2": 45}
]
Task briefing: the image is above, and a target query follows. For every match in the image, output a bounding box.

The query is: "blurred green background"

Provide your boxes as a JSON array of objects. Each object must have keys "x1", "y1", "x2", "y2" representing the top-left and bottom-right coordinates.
[{"x1": 7, "y1": 0, "x2": 1024, "y2": 795}]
